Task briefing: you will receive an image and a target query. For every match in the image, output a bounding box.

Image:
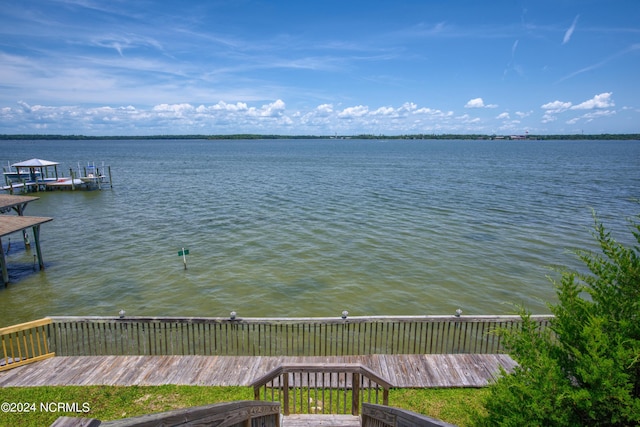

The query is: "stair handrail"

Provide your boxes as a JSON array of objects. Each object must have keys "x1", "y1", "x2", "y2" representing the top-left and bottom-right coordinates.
[
  {"x1": 0, "y1": 318, "x2": 54, "y2": 371},
  {"x1": 251, "y1": 363, "x2": 391, "y2": 416},
  {"x1": 52, "y1": 400, "x2": 281, "y2": 427}
]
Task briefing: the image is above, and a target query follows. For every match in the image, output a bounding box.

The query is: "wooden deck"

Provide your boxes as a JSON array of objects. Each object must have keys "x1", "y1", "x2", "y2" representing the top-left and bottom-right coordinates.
[{"x1": 0, "y1": 354, "x2": 515, "y2": 388}]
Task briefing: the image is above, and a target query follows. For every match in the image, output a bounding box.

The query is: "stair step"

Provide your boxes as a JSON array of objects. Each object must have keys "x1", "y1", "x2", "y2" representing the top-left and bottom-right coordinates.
[{"x1": 282, "y1": 414, "x2": 360, "y2": 426}]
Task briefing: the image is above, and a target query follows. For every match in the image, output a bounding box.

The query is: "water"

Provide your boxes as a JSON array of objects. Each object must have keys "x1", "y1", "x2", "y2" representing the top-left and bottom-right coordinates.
[{"x1": 0, "y1": 139, "x2": 638, "y2": 326}]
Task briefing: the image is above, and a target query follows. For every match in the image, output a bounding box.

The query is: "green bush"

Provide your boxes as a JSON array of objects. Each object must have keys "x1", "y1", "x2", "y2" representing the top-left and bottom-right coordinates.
[{"x1": 476, "y1": 211, "x2": 640, "y2": 426}]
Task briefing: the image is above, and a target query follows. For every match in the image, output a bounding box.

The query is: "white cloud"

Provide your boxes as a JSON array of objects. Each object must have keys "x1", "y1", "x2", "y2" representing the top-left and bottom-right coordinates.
[
  {"x1": 539, "y1": 93, "x2": 617, "y2": 127},
  {"x1": 582, "y1": 110, "x2": 616, "y2": 120},
  {"x1": 562, "y1": 15, "x2": 579, "y2": 45},
  {"x1": 540, "y1": 93, "x2": 616, "y2": 126},
  {"x1": 465, "y1": 98, "x2": 485, "y2": 108},
  {"x1": 17, "y1": 100, "x2": 32, "y2": 113},
  {"x1": 253, "y1": 99, "x2": 286, "y2": 117},
  {"x1": 567, "y1": 110, "x2": 617, "y2": 125},
  {"x1": 541, "y1": 100, "x2": 572, "y2": 113},
  {"x1": 456, "y1": 114, "x2": 481, "y2": 124},
  {"x1": 570, "y1": 92, "x2": 614, "y2": 110},
  {"x1": 338, "y1": 105, "x2": 369, "y2": 119},
  {"x1": 0, "y1": 95, "x2": 628, "y2": 136},
  {"x1": 371, "y1": 106, "x2": 395, "y2": 116},
  {"x1": 464, "y1": 98, "x2": 497, "y2": 108},
  {"x1": 153, "y1": 103, "x2": 195, "y2": 114},
  {"x1": 398, "y1": 102, "x2": 418, "y2": 114},
  {"x1": 210, "y1": 101, "x2": 249, "y2": 112},
  {"x1": 413, "y1": 107, "x2": 452, "y2": 118},
  {"x1": 316, "y1": 104, "x2": 333, "y2": 116}
]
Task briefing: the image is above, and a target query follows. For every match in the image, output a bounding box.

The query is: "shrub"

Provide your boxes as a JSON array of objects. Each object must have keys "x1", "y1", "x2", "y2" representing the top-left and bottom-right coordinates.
[{"x1": 476, "y1": 211, "x2": 640, "y2": 426}]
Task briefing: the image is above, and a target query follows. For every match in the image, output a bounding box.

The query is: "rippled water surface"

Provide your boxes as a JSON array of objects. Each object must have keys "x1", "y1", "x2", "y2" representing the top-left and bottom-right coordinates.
[{"x1": 1, "y1": 139, "x2": 638, "y2": 325}]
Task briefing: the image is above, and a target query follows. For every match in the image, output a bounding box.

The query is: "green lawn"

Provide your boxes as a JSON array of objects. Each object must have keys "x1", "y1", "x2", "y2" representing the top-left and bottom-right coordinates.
[{"x1": 0, "y1": 385, "x2": 487, "y2": 426}]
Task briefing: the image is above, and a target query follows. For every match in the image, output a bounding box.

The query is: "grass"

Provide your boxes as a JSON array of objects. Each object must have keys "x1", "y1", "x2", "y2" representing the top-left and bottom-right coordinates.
[
  {"x1": 0, "y1": 385, "x2": 251, "y2": 427},
  {"x1": 0, "y1": 385, "x2": 486, "y2": 427},
  {"x1": 390, "y1": 388, "x2": 489, "y2": 426}
]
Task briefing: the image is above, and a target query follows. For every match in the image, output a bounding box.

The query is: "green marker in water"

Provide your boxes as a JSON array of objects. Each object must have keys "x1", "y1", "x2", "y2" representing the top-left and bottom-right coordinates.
[{"x1": 178, "y1": 248, "x2": 189, "y2": 269}]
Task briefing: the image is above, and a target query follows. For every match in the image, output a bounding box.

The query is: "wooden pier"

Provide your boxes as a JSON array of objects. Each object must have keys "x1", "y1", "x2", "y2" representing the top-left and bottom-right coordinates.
[{"x1": 0, "y1": 353, "x2": 516, "y2": 388}]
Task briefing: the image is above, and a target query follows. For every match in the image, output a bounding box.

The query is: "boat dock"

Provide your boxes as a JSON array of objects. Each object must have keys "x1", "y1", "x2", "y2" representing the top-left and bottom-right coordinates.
[{"x1": 2, "y1": 158, "x2": 112, "y2": 193}]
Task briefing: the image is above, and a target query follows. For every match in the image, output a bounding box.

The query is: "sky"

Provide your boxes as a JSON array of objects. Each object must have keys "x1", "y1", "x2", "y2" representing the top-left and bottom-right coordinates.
[{"x1": 0, "y1": 0, "x2": 639, "y2": 136}]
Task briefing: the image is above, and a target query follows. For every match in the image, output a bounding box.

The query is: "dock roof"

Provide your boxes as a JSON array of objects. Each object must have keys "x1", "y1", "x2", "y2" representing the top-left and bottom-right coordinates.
[
  {"x1": 11, "y1": 158, "x2": 59, "y2": 167},
  {"x1": 0, "y1": 194, "x2": 39, "y2": 213},
  {"x1": 0, "y1": 215, "x2": 53, "y2": 238}
]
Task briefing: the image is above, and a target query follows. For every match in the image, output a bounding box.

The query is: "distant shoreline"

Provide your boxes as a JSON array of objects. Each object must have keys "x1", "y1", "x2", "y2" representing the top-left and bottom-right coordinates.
[{"x1": 0, "y1": 133, "x2": 638, "y2": 141}]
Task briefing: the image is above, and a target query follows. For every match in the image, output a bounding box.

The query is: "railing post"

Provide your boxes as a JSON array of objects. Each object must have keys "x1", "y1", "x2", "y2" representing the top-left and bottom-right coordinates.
[
  {"x1": 352, "y1": 372, "x2": 360, "y2": 415},
  {"x1": 283, "y1": 373, "x2": 290, "y2": 416}
]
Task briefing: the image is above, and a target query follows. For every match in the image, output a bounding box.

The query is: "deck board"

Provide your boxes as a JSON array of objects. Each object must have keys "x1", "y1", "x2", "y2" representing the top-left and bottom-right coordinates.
[
  {"x1": 282, "y1": 414, "x2": 360, "y2": 426},
  {"x1": 0, "y1": 354, "x2": 514, "y2": 388}
]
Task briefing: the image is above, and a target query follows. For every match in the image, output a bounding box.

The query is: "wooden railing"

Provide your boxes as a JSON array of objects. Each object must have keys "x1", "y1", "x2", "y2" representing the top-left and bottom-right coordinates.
[
  {"x1": 362, "y1": 403, "x2": 457, "y2": 427},
  {"x1": 55, "y1": 401, "x2": 456, "y2": 427},
  {"x1": 0, "y1": 318, "x2": 54, "y2": 371},
  {"x1": 46, "y1": 315, "x2": 553, "y2": 357},
  {"x1": 251, "y1": 363, "x2": 391, "y2": 416},
  {"x1": 53, "y1": 400, "x2": 280, "y2": 427}
]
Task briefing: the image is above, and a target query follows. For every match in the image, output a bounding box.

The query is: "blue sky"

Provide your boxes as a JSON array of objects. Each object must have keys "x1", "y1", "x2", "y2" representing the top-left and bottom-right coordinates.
[{"x1": 1, "y1": 0, "x2": 638, "y2": 136}]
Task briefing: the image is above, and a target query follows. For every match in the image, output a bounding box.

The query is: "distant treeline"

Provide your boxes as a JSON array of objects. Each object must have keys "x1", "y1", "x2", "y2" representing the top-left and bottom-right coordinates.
[{"x1": 1, "y1": 133, "x2": 638, "y2": 141}]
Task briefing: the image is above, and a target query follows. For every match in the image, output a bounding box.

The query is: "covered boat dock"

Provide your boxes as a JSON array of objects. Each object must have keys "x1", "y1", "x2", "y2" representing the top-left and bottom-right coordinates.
[
  {"x1": 0, "y1": 195, "x2": 52, "y2": 285},
  {"x1": 3, "y1": 158, "x2": 111, "y2": 193}
]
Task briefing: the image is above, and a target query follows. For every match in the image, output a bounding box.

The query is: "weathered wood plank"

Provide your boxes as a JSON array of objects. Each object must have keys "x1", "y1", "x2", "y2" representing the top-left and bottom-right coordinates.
[
  {"x1": 282, "y1": 414, "x2": 360, "y2": 426},
  {"x1": 0, "y1": 354, "x2": 515, "y2": 388}
]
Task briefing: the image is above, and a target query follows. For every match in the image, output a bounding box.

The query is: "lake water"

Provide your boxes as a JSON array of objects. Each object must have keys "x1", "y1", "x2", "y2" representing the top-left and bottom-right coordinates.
[{"x1": 0, "y1": 139, "x2": 638, "y2": 326}]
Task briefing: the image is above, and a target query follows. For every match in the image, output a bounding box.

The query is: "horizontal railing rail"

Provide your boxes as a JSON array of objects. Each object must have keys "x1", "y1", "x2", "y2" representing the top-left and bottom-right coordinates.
[
  {"x1": 362, "y1": 403, "x2": 457, "y2": 427},
  {"x1": 46, "y1": 315, "x2": 553, "y2": 357},
  {"x1": 54, "y1": 400, "x2": 281, "y2": 427},
  {"x1": 54, "y1": 401, "x2": 459, "y2": 427},
  {"x1": 251, "y1": 363, "x2": 391, "y2": 416},
  {"x1": 0, "y1": 318, "x2": 55, "y2": 371}
]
